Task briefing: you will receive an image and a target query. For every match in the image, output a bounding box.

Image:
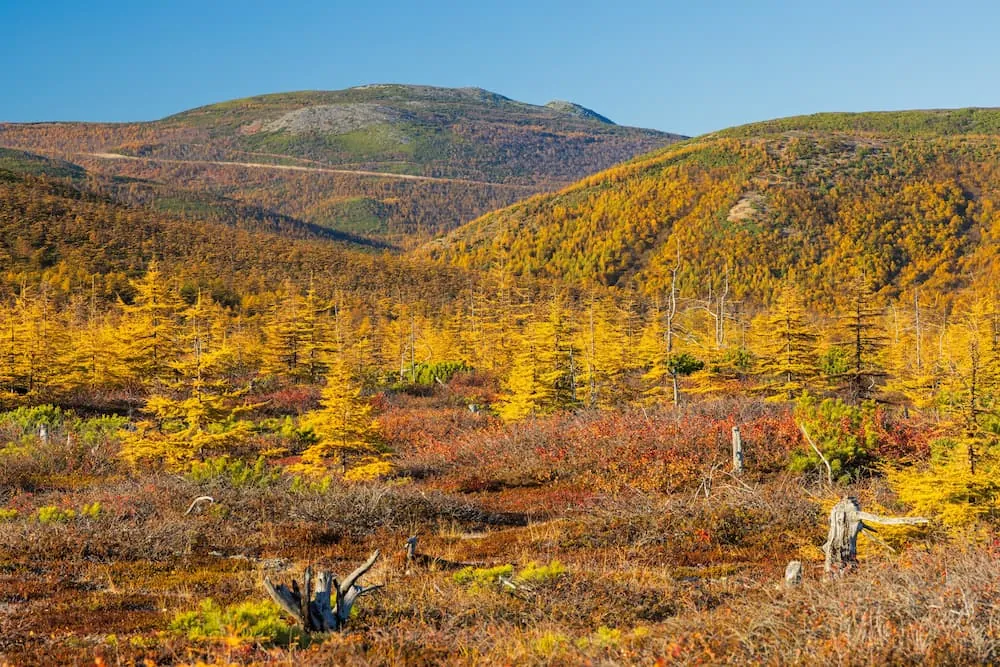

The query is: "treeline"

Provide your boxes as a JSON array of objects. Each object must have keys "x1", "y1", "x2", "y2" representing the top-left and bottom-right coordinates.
[{"x1": 2, "y1": 260, "x2": 995, "y2": 451}]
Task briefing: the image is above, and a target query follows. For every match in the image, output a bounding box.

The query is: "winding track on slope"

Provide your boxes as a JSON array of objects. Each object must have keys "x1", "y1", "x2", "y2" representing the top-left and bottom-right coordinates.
[{"x1": 83, "y1": 152, "x2": 542, "y2": 189}]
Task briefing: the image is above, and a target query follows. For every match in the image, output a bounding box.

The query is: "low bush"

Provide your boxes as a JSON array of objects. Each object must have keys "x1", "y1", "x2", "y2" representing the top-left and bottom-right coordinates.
[
  {"x1": 453, "y1": 564, "x2": 514, "y2": 591},
  {"x1": 186, "y1": 456, "x2": 281, "y2": 489},
  {"x1": 169, "y1": 598, "x2": 302, "y2": 647},
  {"x1": 517, "y1": 560, "x2": 567, "y2": 584}
]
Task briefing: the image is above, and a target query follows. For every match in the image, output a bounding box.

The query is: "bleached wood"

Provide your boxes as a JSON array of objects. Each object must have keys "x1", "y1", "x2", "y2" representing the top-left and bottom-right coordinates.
[
  {"x1": 799, "y1": 424, "x2": 833, "y2": 487},
  {"x1": 732, "y1": 426, "x2": 744, "y2": 474},
  {"x1": 822, "y1": 496, "x2": 927, "y2": 575},
  {"x1": 263, "y1": 551, "x2": 382, "y2": 632},
  {"x1": 183, "y1": 496, "x2": 215, "y2": 516},
  {"x1": 262, "y1": 578, "x2": 302, "y2": 622},
  {"x1": 784, "y1": 560, "x2": 802, "y2": 586}
]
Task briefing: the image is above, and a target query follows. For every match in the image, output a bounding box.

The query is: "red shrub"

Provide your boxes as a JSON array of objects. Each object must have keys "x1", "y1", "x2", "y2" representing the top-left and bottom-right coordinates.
[{"x1": 398, "y1": 405, "x2": 804, "y2": 495}]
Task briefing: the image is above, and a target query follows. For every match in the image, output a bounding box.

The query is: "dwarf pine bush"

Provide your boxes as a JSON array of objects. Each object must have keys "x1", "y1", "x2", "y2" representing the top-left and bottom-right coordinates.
[
  {"x1": 517, "y1": 560, "x2": 567, "y2": 584},
  {"x1": 170, "y1": 598, "x2": 302, "y2": 647}
]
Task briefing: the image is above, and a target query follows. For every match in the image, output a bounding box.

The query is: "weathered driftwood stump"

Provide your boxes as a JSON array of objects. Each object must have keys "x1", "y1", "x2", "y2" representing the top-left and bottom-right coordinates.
[
  {"x1": 823, "y1": 497, "x2": 928, "y2": 576},
  {"x1": 731, "y1": 426, "x2": 744, "y2": 474},
  {"x1": 784, "y1": 560, "x2": 803, "y2": 586},
  {"x1": 264, "y1": 550, "x2": 382, "y2": 632}
]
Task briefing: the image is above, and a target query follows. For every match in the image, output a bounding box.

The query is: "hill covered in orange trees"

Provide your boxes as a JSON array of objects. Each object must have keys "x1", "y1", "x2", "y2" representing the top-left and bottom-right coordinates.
[
  {"x1": 0, "y1": 85, "x2": 683, "y2": 247},
  {"x1": 429, "y1": 107, "x2": 1000, "y2": 307},
  {"x1": 0, "y1": 149, "x2": 471, "y2": 305}
]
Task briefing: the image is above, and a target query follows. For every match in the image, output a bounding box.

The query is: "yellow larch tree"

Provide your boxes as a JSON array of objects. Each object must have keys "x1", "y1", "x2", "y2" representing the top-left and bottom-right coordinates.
[
  {"x1": 297, "y1": 345, "x2": 382, "y2": 476},
  {"x1": 498, "y1": 294, "x2": 580, "y2": 421},
  {"x1": 119, "y1": 261, "x2": 184, "y2": 388},
  {"x1": 754, "y1": 284, "x2": 818, "y2": 399},
  {"x1": 120, "y1": 292, "x2": 255, "y2": 469}
]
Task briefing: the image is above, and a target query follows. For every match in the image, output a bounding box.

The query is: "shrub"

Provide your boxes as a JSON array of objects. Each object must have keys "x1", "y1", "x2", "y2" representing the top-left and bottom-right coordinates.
[
  {"x1": 453, "y1": 564, "x2": 514, "y2": 591},
  {"x1": 399, "y1": 406, "x2": 798, "y2": 495},
  {"x1": 79, "y1": 502, "x2": 102, "y2": 519},
  {"x1": 36, "y1": 505, "x2": 75, "y2": 524},
  {"x1": 290, "y1": 474, "x2": 333, "y2": 494},
  {"x1": 169, "y1": 598, "x2": 302, "y2": 647},
  {"x1": 791, "y1": 394, "x2": 878, "y2": 482},
  {"x1": 0, "y1": 404, "x2": 66, "y2": 436},
  {"x1": 577, "y1": 626, "x2": 622, "y2": 649},
  {"x1": 533, "y1": 631, "x2": 570, "y2": 658},
  {"x1": 0, "y1": 508, "x2": 18, "y2": 521},
  {"x1": 404, "y1": 361, "x2": 472, "y2": 387},
  {"x1": 343, "y1": 457, "x2": 394, "y2": 482},
  {"x1": 0, "y1": 408, "x2": 125, "y2": 490},
  {"x1": 186, "y1": 456, "x2": 281, "y2": 488},
  {"x1": 75, "y1": 414, "x2": 130, "y2": 448},
  {"x1": 517, "y1": 560, "x2": 567, "y2": 584}
]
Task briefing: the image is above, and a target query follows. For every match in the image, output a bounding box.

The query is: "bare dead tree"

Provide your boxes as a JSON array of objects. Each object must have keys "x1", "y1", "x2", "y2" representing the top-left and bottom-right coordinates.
[
  {"x1": 693, "y1": 264, "x2": 731, "y2": 349},
  {"x1": 666, "y1": 246, "x2": 680, "y2": 405},
  {"x1": 823, "y1": 497, "x2": 927, "y2": 576},
  {"x1": 784, "y1": 560, "x2": 802, "y2": 587},
  {"x1": 264, "y1": 551, "x2": 382, "y2": 632}
]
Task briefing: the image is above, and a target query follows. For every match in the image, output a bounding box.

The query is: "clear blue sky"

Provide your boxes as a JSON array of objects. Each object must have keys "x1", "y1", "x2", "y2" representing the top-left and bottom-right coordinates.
[{"x1": 3, "y1": 0, "x2": 999, "y2": 136}]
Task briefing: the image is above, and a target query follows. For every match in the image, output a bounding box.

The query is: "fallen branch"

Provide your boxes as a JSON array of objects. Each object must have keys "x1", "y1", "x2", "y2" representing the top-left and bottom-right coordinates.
[
  {"x1": 799, "y1": 424, "x2": 833, "y2": 487},
  {"x1": 404, "y1": 535, "x2": 485, "y2": 575},
  {"x1": 184, "y1": 496, "x2": 215, "y2": 516}
]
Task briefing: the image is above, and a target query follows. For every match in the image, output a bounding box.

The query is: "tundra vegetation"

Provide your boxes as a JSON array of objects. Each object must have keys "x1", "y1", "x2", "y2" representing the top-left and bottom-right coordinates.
[{"x1": 0, "y1": 108, "x2": 998, "y2": 664}]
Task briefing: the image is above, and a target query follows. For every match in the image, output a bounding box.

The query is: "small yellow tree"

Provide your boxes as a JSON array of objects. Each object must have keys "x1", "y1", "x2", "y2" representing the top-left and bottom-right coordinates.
[
  {"x1": 119, "y1": 261, "x2": 184, "y2": 387},
  {"x1": 754, "y1": 285, "x2": 818, "y2": 399},
  {"x1": 887, "y1": 438, "x2": 1000, "y2": 533},
  {"x1": 887, "y1": 296, "x2": 1000, "y2": 533},
  {"x1": 297, "y1": 351, "x2": 382, "y2": 476},
  {"x1": 497, "y1": 296, "x2": 579, "y2": 421}
]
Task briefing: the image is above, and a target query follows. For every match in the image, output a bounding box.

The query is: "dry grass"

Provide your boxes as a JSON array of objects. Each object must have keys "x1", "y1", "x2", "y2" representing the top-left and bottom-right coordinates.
[{"x1": 0, "y1": 401, "x2": 995, "y2": 665}]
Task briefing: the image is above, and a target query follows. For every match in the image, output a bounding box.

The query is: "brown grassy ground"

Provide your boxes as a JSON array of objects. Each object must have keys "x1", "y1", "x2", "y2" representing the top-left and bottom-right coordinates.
[{"x1": 0, "y1": 399, "x2": 996, "y2": 665}]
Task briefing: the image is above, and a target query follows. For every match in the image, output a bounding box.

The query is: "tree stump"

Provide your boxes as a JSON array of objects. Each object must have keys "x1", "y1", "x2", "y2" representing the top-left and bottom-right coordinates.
[
  {"x1": 823, "y1": 496, "x2": 928, "y2": 576},
  {"x1": 784, "y1": 560, "x2": 802, "y2": 586},
  {"x1": 731, "y1": 426, "x2": 744, "y2": 474},
  {"x1": 263, "y1": 550, "x2": 382, "y2": 632}
]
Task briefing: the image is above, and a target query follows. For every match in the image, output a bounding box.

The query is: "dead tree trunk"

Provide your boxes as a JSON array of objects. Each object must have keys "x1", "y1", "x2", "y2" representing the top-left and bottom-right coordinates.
[
  {"x1": 264, "y1": 550, "x2": 382, "y2": 632},
  {"x1": 823, "y1": 497, "x2": 927, "y2": 575},
  {"x1": 784, "y1": 560, "x2": 802, "y2": 587},
  {"x1": 731, "y1": 426, "x2": 744, "y2": 474}
]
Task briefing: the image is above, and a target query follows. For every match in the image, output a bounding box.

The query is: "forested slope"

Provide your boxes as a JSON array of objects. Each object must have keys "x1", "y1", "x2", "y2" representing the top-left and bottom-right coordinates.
[{"x1": 431, "y1": 108, "x2": 1000, "y2": 306}]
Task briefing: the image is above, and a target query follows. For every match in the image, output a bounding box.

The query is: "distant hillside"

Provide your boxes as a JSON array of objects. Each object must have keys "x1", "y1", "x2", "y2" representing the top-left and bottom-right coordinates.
[
  {"x1": 0, "y1": 85, "x2": 683, "y2": 246},
  {"x1": 429, "y1": 108, "x2": 1000, "y2": 305},
  {"x1": 0, "y1": 156, "x2": 470, "y2": 304}
]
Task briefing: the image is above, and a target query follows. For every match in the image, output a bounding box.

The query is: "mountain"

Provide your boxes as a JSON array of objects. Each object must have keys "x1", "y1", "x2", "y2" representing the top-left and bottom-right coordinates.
[
  {"x1": 0, "y1": 85, "x2": 683, "y2": 246},
  {"x1": 429, "y1": 107, "x2": 1000, "y2": 305}
]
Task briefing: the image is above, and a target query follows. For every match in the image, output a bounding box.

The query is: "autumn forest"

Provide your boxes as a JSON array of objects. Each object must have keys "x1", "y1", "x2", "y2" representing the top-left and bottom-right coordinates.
[{"x1": 0, "y1": 90, "x2": 999, "y2": 665}]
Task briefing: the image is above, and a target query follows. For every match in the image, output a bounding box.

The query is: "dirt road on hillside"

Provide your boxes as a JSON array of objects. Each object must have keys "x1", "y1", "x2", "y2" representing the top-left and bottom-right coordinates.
[{"x1": 84, "y1": 152, "x2": 540, "y2": 189}]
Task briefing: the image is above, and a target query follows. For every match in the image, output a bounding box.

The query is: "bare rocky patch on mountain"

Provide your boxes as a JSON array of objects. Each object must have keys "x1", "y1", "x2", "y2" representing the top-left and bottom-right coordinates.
[{"x1": 255, "y1": 103, "x2": 414, "y2": 136}]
